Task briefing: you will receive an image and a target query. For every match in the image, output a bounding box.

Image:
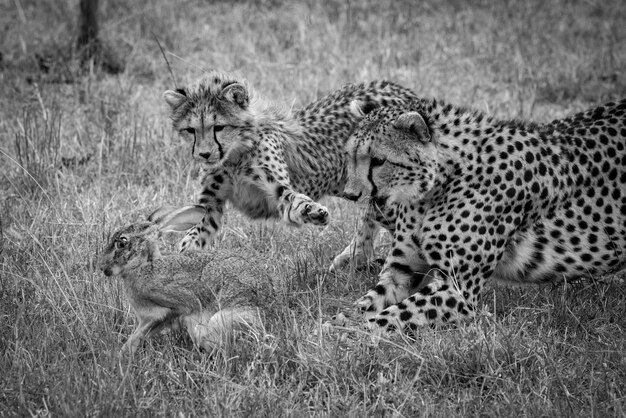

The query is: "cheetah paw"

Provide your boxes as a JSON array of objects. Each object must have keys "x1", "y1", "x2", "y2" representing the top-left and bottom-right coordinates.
[
  {"x1": 291, "y1": 201, "x2": 330, "y2": 226},
  {"x1": 329, "y1": 249, "x2": 369, "y2": 272},
  {"x1": 303, "y1": 202, "x2": 329, "y2": 225},
  {"x1": 355, "y1": 293, "x2": 387, "y2": 322},
  {"x1": 329, "y1": 252, "x2": 384, "y2": 272},
  {"x1": 178, "y1": 227, "x2": 208, "y2": 252}
]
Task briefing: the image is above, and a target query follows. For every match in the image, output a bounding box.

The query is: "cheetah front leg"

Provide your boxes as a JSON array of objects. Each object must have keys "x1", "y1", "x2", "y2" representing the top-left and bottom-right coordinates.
[
  {"x1": 330, "y1": 201, "x2": 398, "y2": 271},
  {"x1": 252, "y1": 152, "x2": 329, "y2": 227},
  {"x1": 354, "y1": 224, "x2": 432, "y2": 321},
  {"x1": 180, "y1": 167, "x2": 232, "y2": 252},
  {"x1": 368, "y1": 272, "x2": 479, "y2": 334},
  {"x1": 330, "y1": 207, "x2": 381, "y2": 272}
]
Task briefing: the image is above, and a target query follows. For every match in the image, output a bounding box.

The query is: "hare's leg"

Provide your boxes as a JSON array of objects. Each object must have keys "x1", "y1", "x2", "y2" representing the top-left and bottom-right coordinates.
[
  {"x1": 180, "y1": 311, "x2": 214, "y2": 348},
  {"x1": 183, "y1": 307, "x2": 261, "y2": 352},
  {"x1": 122, "y1": 317, "x2": 166, "y2": 355},
  {"x1": 121, "y1": 308, "x2": 177, "y2": 355}
]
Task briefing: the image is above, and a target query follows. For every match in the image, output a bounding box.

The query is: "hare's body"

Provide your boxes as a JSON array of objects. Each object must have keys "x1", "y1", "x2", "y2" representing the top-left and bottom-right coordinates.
[{"x1": 100, "y1": 207, "x2": 264, "y2": 355}]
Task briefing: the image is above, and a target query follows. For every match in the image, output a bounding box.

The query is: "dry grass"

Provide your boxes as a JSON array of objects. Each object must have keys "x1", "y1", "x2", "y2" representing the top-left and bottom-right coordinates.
[{"x1": 1, "y1": 0, "x2": 625, "y2": 416}]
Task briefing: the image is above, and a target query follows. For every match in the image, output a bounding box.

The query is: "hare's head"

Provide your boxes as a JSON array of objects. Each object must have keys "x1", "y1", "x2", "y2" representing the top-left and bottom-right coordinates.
[
  {"x1": 100, "y1": 222, "x2": 159, "y2": 277},
  {"x1": 99, "y1": 206, "x2": 207, "y2": 277}
]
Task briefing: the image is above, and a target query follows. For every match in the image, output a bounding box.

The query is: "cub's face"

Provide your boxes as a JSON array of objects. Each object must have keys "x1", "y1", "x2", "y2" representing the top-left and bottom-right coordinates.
[
  {"x1": 163, "y1": 71, "x2": 255, "y2": 166},
  {"x1": 343, "y1": 102, "x2": 439, "y2": 205}
]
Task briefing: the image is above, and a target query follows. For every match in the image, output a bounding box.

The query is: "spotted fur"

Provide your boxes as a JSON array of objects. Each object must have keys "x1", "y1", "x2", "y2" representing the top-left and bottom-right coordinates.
[
  {"x1": 344, "y1": 98, "x2": 626, "y2": 332},
  {"x1": 163, "y1": 70, "x2": 417, "y2": 268}
]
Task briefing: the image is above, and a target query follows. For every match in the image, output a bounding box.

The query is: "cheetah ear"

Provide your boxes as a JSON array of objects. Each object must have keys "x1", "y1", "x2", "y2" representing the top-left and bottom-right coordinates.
[
  {"x1": 350, "y1": 99, "x2": 380, "y2": 118},
  {"x1": 163, "y1": 88, "x2": 187, "y2": 110},
  {"x1": 395, "y1": 112, "x2": 431, "y2": 143},
  {"x1": 221, "y1": 83, "x2": 249, "y2": 109},
  {"x1": 148, "y1": 205, "x2": 206, "y2": 232}
]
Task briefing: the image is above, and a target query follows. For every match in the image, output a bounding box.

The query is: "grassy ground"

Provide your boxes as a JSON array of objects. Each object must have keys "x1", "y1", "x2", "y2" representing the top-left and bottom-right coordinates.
[{"x1": 1, "y1": 0, "x2": 626, "y2": 416}]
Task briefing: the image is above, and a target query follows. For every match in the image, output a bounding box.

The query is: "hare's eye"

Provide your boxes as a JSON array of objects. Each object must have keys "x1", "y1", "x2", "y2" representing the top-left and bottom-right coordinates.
[
  {"x1": 116, "y1": 236, "x2": 128, "y2": 249},
  {"x1": 214, "y1": 125, "x2": 225, "y2": 133}
]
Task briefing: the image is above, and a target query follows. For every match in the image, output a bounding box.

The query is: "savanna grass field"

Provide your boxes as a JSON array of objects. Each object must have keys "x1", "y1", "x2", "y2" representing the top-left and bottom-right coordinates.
[{"x1": 1, "y1": 0, "x2": 626, "y2": 416}]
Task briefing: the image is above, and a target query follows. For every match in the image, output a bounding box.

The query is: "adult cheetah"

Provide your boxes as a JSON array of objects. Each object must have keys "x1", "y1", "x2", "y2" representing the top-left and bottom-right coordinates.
[
  {"x1": 162, "y1": 70, "x2": 417, "y2": 269},
  {"x1": 342, "y1": 97, "x2": 626, "y2": 332}
]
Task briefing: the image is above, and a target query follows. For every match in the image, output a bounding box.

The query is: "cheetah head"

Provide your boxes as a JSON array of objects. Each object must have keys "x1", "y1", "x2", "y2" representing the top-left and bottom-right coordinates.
[
  {"x1": 163, "y1": 70, "x2": 256, "y2": 166},
  {"x1": 343, "y1": 100, "x2": 439, "y2": 205}
]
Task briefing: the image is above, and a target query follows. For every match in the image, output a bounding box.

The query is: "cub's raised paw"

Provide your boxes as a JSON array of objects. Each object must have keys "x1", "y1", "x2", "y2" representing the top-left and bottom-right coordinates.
[
  {"x1": 289, "y1": 200, "x2": 329, "y2": 226},
  {"x1": 301, "y1": 202, "x2": 330, "y2": 226}
]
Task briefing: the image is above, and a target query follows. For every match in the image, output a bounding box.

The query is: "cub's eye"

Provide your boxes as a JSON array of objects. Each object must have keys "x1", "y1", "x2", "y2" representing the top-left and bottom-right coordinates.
[
  {"x1": 183, "y1": 128, "x2": 195, "y2": 135},
  {"x1": 213, "y1": 125, "x2": 225, "y2": 133},
  {"x1": 371, "y1": 156, "x2": 386, "y2": 166}
]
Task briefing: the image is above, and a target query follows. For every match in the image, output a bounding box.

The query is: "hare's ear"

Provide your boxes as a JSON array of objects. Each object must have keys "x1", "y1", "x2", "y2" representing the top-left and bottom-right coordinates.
[
  {"x1": 148, "y1": 205, "x2": 206, "y2": 232},
  {"x1": 163, "y1": 88, "x2": 187, "y2": 110},
  {"x1": 148, "y1": 206, "x2": 179, "y2": 224},
  {"x1": 221, "y1": 82, "x2": 249, "y2": 109}
]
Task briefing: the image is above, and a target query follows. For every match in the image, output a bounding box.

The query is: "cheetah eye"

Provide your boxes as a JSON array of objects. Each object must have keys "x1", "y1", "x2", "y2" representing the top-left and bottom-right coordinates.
[
  {"x1": 213, "y1": 125, "x2": 225, "y2": 133},
  {"x1": 371, "y1": 156, "x2": 386, "y2": 167},
  {"x1": 183, "y1": 128, "x2": 195, "y2": 135}
]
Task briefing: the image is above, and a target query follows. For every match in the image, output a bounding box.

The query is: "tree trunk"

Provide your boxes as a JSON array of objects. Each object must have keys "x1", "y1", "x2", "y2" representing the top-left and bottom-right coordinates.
[
  {"x1": 76, "y1": 0, "x2": 100, "y2": 59},
  {"x1": 76, "y1": 0, "x2": 124, "y2": 74}
]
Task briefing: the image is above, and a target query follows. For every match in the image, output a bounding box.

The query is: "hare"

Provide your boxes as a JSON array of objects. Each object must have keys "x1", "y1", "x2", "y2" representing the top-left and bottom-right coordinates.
[{"x1": 99, "y1": 205, "x2": 265, "y2": 355}]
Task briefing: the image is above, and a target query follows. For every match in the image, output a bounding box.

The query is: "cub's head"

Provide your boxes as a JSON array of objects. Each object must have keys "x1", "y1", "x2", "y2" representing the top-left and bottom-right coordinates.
[
  {"x1": 343, "y1": 100, "x2": 439, "y2": 205},
  {"x1": 163, "y1": 70, "x2": 256, "y2": 166}
]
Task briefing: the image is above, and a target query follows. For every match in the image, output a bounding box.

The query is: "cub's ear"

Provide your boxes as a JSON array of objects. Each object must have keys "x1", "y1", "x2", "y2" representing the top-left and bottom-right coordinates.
[
  {"x1": 350, "y1": 99, "x2": 380, "y2": 118},
  {"x1": 148, "y1": 205, "x2": 206, "y2": 232},
  {"x1": 394, "y1": 112, "x2": 431, "y2": 143},
  {"x1": 221, "y1": 83, "x2": 249, "y2": 109},
  {"x1": 163, "y1": 88, "x2": 187, "y2": 110}
]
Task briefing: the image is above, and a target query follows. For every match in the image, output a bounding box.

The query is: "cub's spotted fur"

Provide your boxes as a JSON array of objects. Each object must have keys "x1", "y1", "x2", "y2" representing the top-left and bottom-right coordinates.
[
  {"x1": 344, "y1": 98, "x2": 626, "y2": 332},
  {"x1": 163, "y1": 70, "x2": 417, "y2": 269}
]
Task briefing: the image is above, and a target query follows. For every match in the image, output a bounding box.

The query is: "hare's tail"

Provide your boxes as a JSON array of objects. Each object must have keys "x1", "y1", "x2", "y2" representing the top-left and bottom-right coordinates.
[{"x1": 182, "y1": 307, "x2": 262, "y2": 352}]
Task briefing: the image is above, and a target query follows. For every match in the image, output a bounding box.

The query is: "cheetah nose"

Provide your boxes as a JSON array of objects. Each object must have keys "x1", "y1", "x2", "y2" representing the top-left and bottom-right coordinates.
[
  {"x1": 199, "y1": 151, "x2": 212, "y2": 159},
  {"x1": 342, "y1": 191, "x2": 362, "y2": 202}
]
